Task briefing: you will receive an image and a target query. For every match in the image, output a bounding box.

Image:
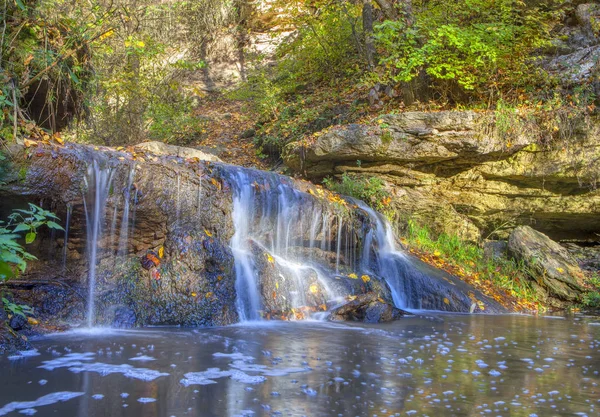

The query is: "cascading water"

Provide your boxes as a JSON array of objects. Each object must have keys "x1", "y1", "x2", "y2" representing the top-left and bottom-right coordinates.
[
  {"x1": 230, "y1": 169, "x2": 262, "y2": 321},
  {"x1": 225, "y1": 167, "x2": 350, "y2": 321},
  {"x1": 117, "y1": 165, "x2": 136, "y2": 256},
  {"x1": 61, "y1": 203, "x2": 72, "y2": 274},
  {"x1": 82, "y1": 158, "x2": 115, "y2": 327},
  {"x1": 222, "y1": 164, "x2": 495, "y2": 319}
]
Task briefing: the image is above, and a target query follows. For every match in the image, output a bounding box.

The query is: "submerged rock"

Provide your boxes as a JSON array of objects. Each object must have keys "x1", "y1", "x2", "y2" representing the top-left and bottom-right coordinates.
[
  {"x1": 329, "y1": 293, "x2": 408, "y2": 323},
  {"x1": 508, "y1": 226, "x2": 584, "y2": 304}
]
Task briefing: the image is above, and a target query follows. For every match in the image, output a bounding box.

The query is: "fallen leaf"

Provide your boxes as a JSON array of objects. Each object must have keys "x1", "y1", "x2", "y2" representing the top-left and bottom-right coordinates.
[
  {"x1": 361, "y1": 275, "x2": 371, "y2": 283},
  {"x1": 158, "y1": 246, "x2": 164, "y2": 258},
  {"x1": 443, "y1": 297, "x2": 450, "y2": 305},
  {"x1": 309, "y1": 284, "x2": 319, "y2": 294},
  {"x1": 23, "y1": 138, "x2": 38, "y2": 148}
]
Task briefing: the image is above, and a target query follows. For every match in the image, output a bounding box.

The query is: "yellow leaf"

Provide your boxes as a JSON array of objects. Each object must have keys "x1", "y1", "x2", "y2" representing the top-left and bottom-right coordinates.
[
  {"x1": 99, "y1": 29, "x2": 114, "y2": 41},
  {"x1": 557, "y1": 267, "x2": 564, "y2": 274},
  {"x1": 433, "y1": 250, "x2": 441, "y2": 257},
  {"x1": 361, "y1": 275, "x2": 371, "y2": 283},
  {"x1": 204, "y1": 229, "x2": 213, "y2": 237},
  {"x1": 309, "y1": 284, "x2": 319, "y2": 294},
  {"x1": 265, "y1": 253, "x2": 274, "y2": 264},
  {"x1": 27, "y1": 317, "x2": 39, "y2": 325},
  {"x1": 217, "y1": 275, "x2": 223, "y2": 281},
  {"x1": 348, "y1": 273, "x2": 358, "y2": 279},
  {"x1": 136, "y1": 40, "x2": 145, "y2": 48},
  {"x1": 275, "y1": 282, "x2": 279, "y2": 289},
  {"x1": 443, "y1": 297, "x2": 450, "y2": 305},
  {"x1": 23, "y1": 138, "x2": 37, "y2": 148},
  {"x1": 205, "y1": 292, "x2": 213, "y2": 298},
  {"x1": 191, "y1": 292, "x2": 197, "y2": 297},
  {"x1": 158, "y1": 246, "x2": 164, "y2": 258}
]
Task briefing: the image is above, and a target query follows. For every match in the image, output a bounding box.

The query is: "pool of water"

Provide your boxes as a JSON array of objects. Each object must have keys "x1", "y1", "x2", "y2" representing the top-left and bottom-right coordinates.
[{"x1": 1, "y1": 315, "x2": 600, "y2": 417}]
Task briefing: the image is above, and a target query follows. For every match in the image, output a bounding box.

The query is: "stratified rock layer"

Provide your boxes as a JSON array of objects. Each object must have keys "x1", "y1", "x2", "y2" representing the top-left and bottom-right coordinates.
[{"x1": 284, "y1": 111, "x2": 600, "y2": 242}]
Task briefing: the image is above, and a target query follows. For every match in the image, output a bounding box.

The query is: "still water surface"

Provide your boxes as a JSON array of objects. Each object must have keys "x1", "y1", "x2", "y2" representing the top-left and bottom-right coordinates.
[{"x1": 1, "y1": 315, "x2": 600, "y2": 417}]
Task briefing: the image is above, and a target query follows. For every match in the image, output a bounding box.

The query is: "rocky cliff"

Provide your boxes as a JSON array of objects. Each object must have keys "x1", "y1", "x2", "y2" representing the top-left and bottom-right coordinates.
[
  {"x1": 284, "y1": 111, "x2": 600, "y2": 243},
  {"x1": 0, "y1": 141, "x2": 506, "y2": 332}
]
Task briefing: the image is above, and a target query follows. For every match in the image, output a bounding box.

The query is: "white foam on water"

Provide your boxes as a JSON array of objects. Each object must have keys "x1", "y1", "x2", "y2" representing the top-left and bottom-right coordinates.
[
  {"x1": 18, "y1": 409, "x2": 36, "y2": 415},
  {"x1": 180, "y1": 368, "x2": 268, "y2": 386},
  {"x1": 129, "y1": 355, "x2": 156, "y2": 362},
  {"x1": 137, "y1": 398, "x2": 156, "y2": 403},
  {"x1": 39, "y1": 353, "x2": 96, "y2": 371},
  {"x1": 0, "y1": 392, "x2": 84, "y2": 416},
  {"x1": 38, "y1": 352, "x2": 168, "y2": 381},
  {"x1": 182, "y1": 350, "x2": 310, "y2": 387},
  {"x1": 8, "y1": 350, "x2": 41, "y2": 361},
  {"x1": 68, "y1": 362, "x2": 168, "y2": 381},
  {"x1": 180, "y1": 368, "x2": 233, "y2": 386},
  {"x1": 213, "y1": 352, "x2": 254, "y2": 362}
]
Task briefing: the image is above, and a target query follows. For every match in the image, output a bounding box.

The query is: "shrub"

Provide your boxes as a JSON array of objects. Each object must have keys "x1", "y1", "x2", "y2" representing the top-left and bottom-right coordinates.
[
  {"x1": 323, "y1": 173, "x2": 391, "y2": 215},
  {"x1": 374, "y1": 0, "x2": 563, "y2": 102}
]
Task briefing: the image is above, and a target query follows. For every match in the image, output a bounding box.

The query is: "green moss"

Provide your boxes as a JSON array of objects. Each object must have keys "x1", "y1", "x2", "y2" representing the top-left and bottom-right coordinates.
[
  {"x1": 18, "y1": 167, "x2": 27, "y2": 182},
  {"x1": 381, "y1": 129, "x2": 393, "y2": 145}
]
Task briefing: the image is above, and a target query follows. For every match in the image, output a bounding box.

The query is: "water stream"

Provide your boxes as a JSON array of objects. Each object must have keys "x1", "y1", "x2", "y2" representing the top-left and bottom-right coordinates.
[
  {"x1": 2, "y1": 315, "x2": 599, "y2": 417},
  {"x1": 82, "y1": 159, "x2": 115, "y2": 328}
]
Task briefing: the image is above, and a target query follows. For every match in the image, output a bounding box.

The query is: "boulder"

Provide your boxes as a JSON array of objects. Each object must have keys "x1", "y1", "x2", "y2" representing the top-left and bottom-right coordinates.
[
  {"x1": 8, "y1": 314, "x2": 27, "y2": 331},
  {"x1": 508, "y1": 226, "x2": 584, "y2": 303},
  {"x1": 329, "y1": 293, "x2": 408, "y2": 323},
  {"x1": 135, "y1": 141, "x2": 222, "y2": 162},
  {"x1": 483, "y1": 240, "x2": 508, "y2": 263}
]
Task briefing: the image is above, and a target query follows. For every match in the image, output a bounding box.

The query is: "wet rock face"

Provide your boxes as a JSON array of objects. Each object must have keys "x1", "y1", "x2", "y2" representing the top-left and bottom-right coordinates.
[
  {"x1": 284, "y1": 111, "x2": 600, "y2": 241},
  {"x1": 508, "y1": 226, "x2": 584, "y2": 305},
  {"x1": 0, "y1": 143, "x2": 239, "y2": 327},
  {"x1": 329, "y1": 293, "x2": 407, "y2": 323},
  {"x1": 1, "y1": 141, "x2": 509, "y2": 328}
]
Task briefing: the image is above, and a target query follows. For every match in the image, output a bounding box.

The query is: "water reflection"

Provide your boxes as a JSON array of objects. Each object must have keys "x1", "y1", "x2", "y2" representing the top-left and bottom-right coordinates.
[{"x1": 0, "y1": 316, "x2": 599, "y2": 417}]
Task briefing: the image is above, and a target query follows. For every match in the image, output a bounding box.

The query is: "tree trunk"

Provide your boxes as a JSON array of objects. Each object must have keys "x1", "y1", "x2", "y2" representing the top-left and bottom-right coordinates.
[
  {"x1": 373, "y1": 0, "x2": 398, "y2": 20},
  {"x1": 362, "y1": 0, "x2": 376, "y2": 70}
]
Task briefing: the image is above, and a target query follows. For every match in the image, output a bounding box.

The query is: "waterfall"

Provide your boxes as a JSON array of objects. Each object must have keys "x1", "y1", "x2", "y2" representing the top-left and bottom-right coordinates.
[
  {"x1": 230, "y1": 169, "x2": 262, "y2": 321},
  {"x1": 82, "y1": 158, "x2": 115, "y2": 327},
  {"x1": 61, "y1": 203, "x2": 72, "y2": 274},
  {"x1": 117, "y1": 165, "x2": 136, "y2": 256},
  {"x1": 221, "y1": 164, "x2": 493, "y2": 319},
  {"x1": 225, "y1": 167, "x2": 352, "y2": 321},
  {"x1": 355, "y1": 202, "x2": 411, "y2": 308}
]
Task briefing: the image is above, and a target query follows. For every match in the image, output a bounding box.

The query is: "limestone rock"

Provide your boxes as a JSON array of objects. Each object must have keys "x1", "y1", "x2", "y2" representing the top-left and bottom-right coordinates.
[
  {"x1": 508, "y1": 226, "x2": 584, "y2": 303},
  {"x1": 284, "y1": 111, "x2": 600, "y2": 241},
  {"x1": 135, "y1": 141, "x2": 222, "y2": 162},
  {"x1": 329, "y1": 293, "x2": 408, "y2": 323}
]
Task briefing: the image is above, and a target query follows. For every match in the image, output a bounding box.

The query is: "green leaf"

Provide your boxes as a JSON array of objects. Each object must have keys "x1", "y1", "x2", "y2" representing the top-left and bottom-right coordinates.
[
  {"x1": 14, "y1": 0, "x2": 27, "y2": 11},
  {"x1": 25, "y1": 232, "x2": 36, "y2": 244},
  {"x1": 12, "y1": 223, "x2": 30, "y2": 233},
  {"x1": 0, "y1": 261, "x2": 14, "y2": 280},
  {"x1": 46, "y1": 221, "x2": 65, "y2": 231}
]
